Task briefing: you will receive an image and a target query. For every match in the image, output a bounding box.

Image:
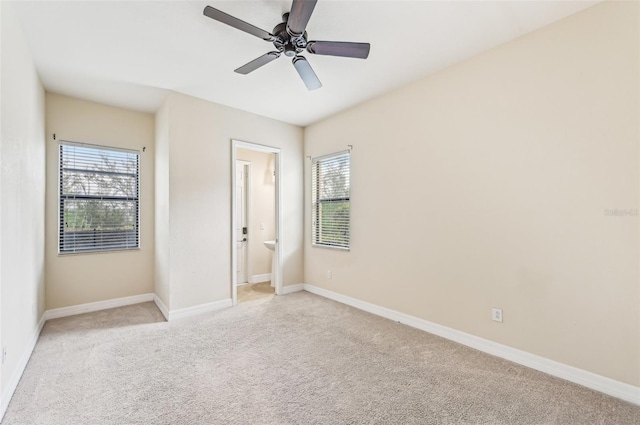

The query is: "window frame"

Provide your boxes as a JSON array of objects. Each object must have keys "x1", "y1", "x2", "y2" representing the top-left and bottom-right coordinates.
[
  {"x1": 311, "y1": 150, "x2": 351, "y2": 251},
  {"x1": 58, "y1": 140, "x2": 140, "y2": 255}
]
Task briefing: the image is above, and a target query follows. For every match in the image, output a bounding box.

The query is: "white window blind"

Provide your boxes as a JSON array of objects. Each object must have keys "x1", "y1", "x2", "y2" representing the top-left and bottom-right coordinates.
[
  {"x1": 312, "y1": 151, "x2": 350, "y2": 249},
  {"x1": 59, "y1": 142, "x2": 140, "y2": 253}
]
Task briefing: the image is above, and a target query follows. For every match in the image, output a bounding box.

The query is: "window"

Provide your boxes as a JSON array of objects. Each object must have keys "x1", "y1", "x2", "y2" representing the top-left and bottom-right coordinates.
[
  {"x1": 312, "y1": 151, "x2": 350, "y2": 249},
  {"x1": 59, "y1": 142, "x2": 139, "y2": 253}
]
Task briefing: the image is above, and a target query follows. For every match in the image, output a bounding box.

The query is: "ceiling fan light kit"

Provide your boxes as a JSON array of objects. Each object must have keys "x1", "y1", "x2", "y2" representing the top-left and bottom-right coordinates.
[{"x1": 203, "y1": 0, "x2": 371, "y2": 91}]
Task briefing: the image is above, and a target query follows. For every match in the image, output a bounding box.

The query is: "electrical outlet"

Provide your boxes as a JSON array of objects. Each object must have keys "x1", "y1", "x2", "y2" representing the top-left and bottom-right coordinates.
[
  {"x1": 2, "y1": 346, "x2": 7, "y2": 364},
  {"x1": 327, "y1": 270, "x2": 332, "y2": 279},
  {"x1": 492, "y1": 308, "x2": 503, "y2": 323}
]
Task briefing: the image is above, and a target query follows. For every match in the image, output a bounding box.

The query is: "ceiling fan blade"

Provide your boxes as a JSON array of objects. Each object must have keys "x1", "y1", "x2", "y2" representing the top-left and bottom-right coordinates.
[
  {"x1": 287, "y1": 0, "x2": 317, "y2": 36},
  {"x1": 235, "y1": 52, "x2": 281, "y2": 75},
  {"x1": 307, "y1": 41, "x2": 370, "y2": 59},
  {"x1": 203, "y1": 6, "x2": 274, "y2": 41},
  {"x1": 292, "y1": 56, "x2": 322, "y2": 91}
]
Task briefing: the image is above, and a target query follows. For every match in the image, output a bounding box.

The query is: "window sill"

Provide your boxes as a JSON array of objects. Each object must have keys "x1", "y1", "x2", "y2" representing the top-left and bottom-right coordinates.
[
  {"x1": 58, "y1": 247, "x2": 141, "y2": 257},
  {"x1": 311, "y1": 244, "x2": 350, "y2": 252}
]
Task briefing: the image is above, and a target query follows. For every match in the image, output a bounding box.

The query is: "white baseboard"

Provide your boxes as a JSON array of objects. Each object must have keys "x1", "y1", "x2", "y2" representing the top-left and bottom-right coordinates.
[
  {"x1": 168, "y1": 298, "x2": 232, "y2": 321},
  {"x1": 249, "y1": 273, "x2": 272, "y2": 284},
  {"x1": 0, "y1": 313, "x2": 46, "y2": 422},
  {"x1": 153, "y1": 294, "x2": 170, "y2": 321},
  {"x1": 302, "y1": 284, "x2": 640, "y2": 406},
  {"x1": 280, "y1": 284, "x2": 304, "y2": 295},
  {"x1": 44, "y1": 293, "x2": 155, "y2": 320}
]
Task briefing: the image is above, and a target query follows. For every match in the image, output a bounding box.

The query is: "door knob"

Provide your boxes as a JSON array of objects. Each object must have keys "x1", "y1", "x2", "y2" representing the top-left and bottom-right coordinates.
[{"x1": 237, "y1": 238, "x2": 247, "y2": 242}]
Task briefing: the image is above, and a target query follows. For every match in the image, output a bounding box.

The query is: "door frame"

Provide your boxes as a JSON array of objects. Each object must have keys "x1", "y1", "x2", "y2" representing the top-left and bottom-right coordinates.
[
  {"x1": 235, "y1": 160, "x2": 251, "y2": 285},
  {"x1": 231, "y1": 140, "x2": 282, "y2": 306}
]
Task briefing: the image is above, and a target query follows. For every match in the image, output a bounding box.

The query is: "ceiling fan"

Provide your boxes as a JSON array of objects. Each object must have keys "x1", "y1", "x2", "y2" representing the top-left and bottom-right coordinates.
[{"x1": 203, "y1": 0, "x2": 370, "y2": 91}]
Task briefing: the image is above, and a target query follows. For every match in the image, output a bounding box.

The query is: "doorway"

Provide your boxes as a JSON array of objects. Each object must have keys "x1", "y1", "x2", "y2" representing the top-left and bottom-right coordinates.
[{"x1": 231, "y1": 140, "x2": 282, "y2": 306}]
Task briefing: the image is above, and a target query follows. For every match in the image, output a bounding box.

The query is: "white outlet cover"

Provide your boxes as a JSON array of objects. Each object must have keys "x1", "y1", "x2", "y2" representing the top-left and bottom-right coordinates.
[{"x1": 492, "y1": 308, "x2": 503, "y2": 323}]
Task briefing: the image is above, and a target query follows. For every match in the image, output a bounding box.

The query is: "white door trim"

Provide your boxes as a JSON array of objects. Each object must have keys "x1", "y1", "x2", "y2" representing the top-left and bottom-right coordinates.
[
  {"x1": 231, "y1": 140, "x2": 282, "y2": 306},
  {"x1": 235, "y1": 160, "x2": 251, "y2": 284}
]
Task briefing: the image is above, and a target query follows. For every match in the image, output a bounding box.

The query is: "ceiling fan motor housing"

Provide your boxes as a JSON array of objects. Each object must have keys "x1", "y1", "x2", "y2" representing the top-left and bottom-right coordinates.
[{"x1": 272, "y1": 17, "x2": 307, "y2": 57}]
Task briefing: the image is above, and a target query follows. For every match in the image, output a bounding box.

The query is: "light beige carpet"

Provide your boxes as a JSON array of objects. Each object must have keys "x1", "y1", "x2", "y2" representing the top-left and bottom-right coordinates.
[
  {"x1": 2, "y1": 292, "x2": 639, "y2": 424},
  {"x1": 237, "y1": 281, "x2": 275, "y2": 303}
]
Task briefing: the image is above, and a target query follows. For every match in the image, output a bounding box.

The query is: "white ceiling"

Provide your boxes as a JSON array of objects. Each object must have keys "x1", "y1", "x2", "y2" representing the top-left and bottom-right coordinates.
[{"x1": 12, "y1": 0, "x2": 599, "y2": 127}]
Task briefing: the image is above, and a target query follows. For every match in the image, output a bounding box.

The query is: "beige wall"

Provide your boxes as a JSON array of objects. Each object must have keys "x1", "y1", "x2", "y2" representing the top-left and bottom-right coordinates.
[
  {"x1": 237, "y1": 148, "x2": 276, "y2": 279},
  {"x1": 156, "y1": 92, "x2": 303, "y2": 311},
  {"x1": 45, "y1": 93, "x2": 155, "y2": 309},
  {"x1": 304, "y1": 1, "x2": 639, "y2": 386},
  {"x1": 0, "y1": 1, "x2": 46, "y2": 400},
  {"x1": 154, "y1": 97, "x2": 171, "y2": 309}
]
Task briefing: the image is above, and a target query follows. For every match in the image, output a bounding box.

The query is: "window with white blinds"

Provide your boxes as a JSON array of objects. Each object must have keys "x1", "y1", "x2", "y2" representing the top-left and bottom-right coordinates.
[
  {"x1": 59, "y1": 142, "x2": 140, "y2": 253},
  {"x1": 312, "y1": 151, "x2": 350, "y2": 249}
]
